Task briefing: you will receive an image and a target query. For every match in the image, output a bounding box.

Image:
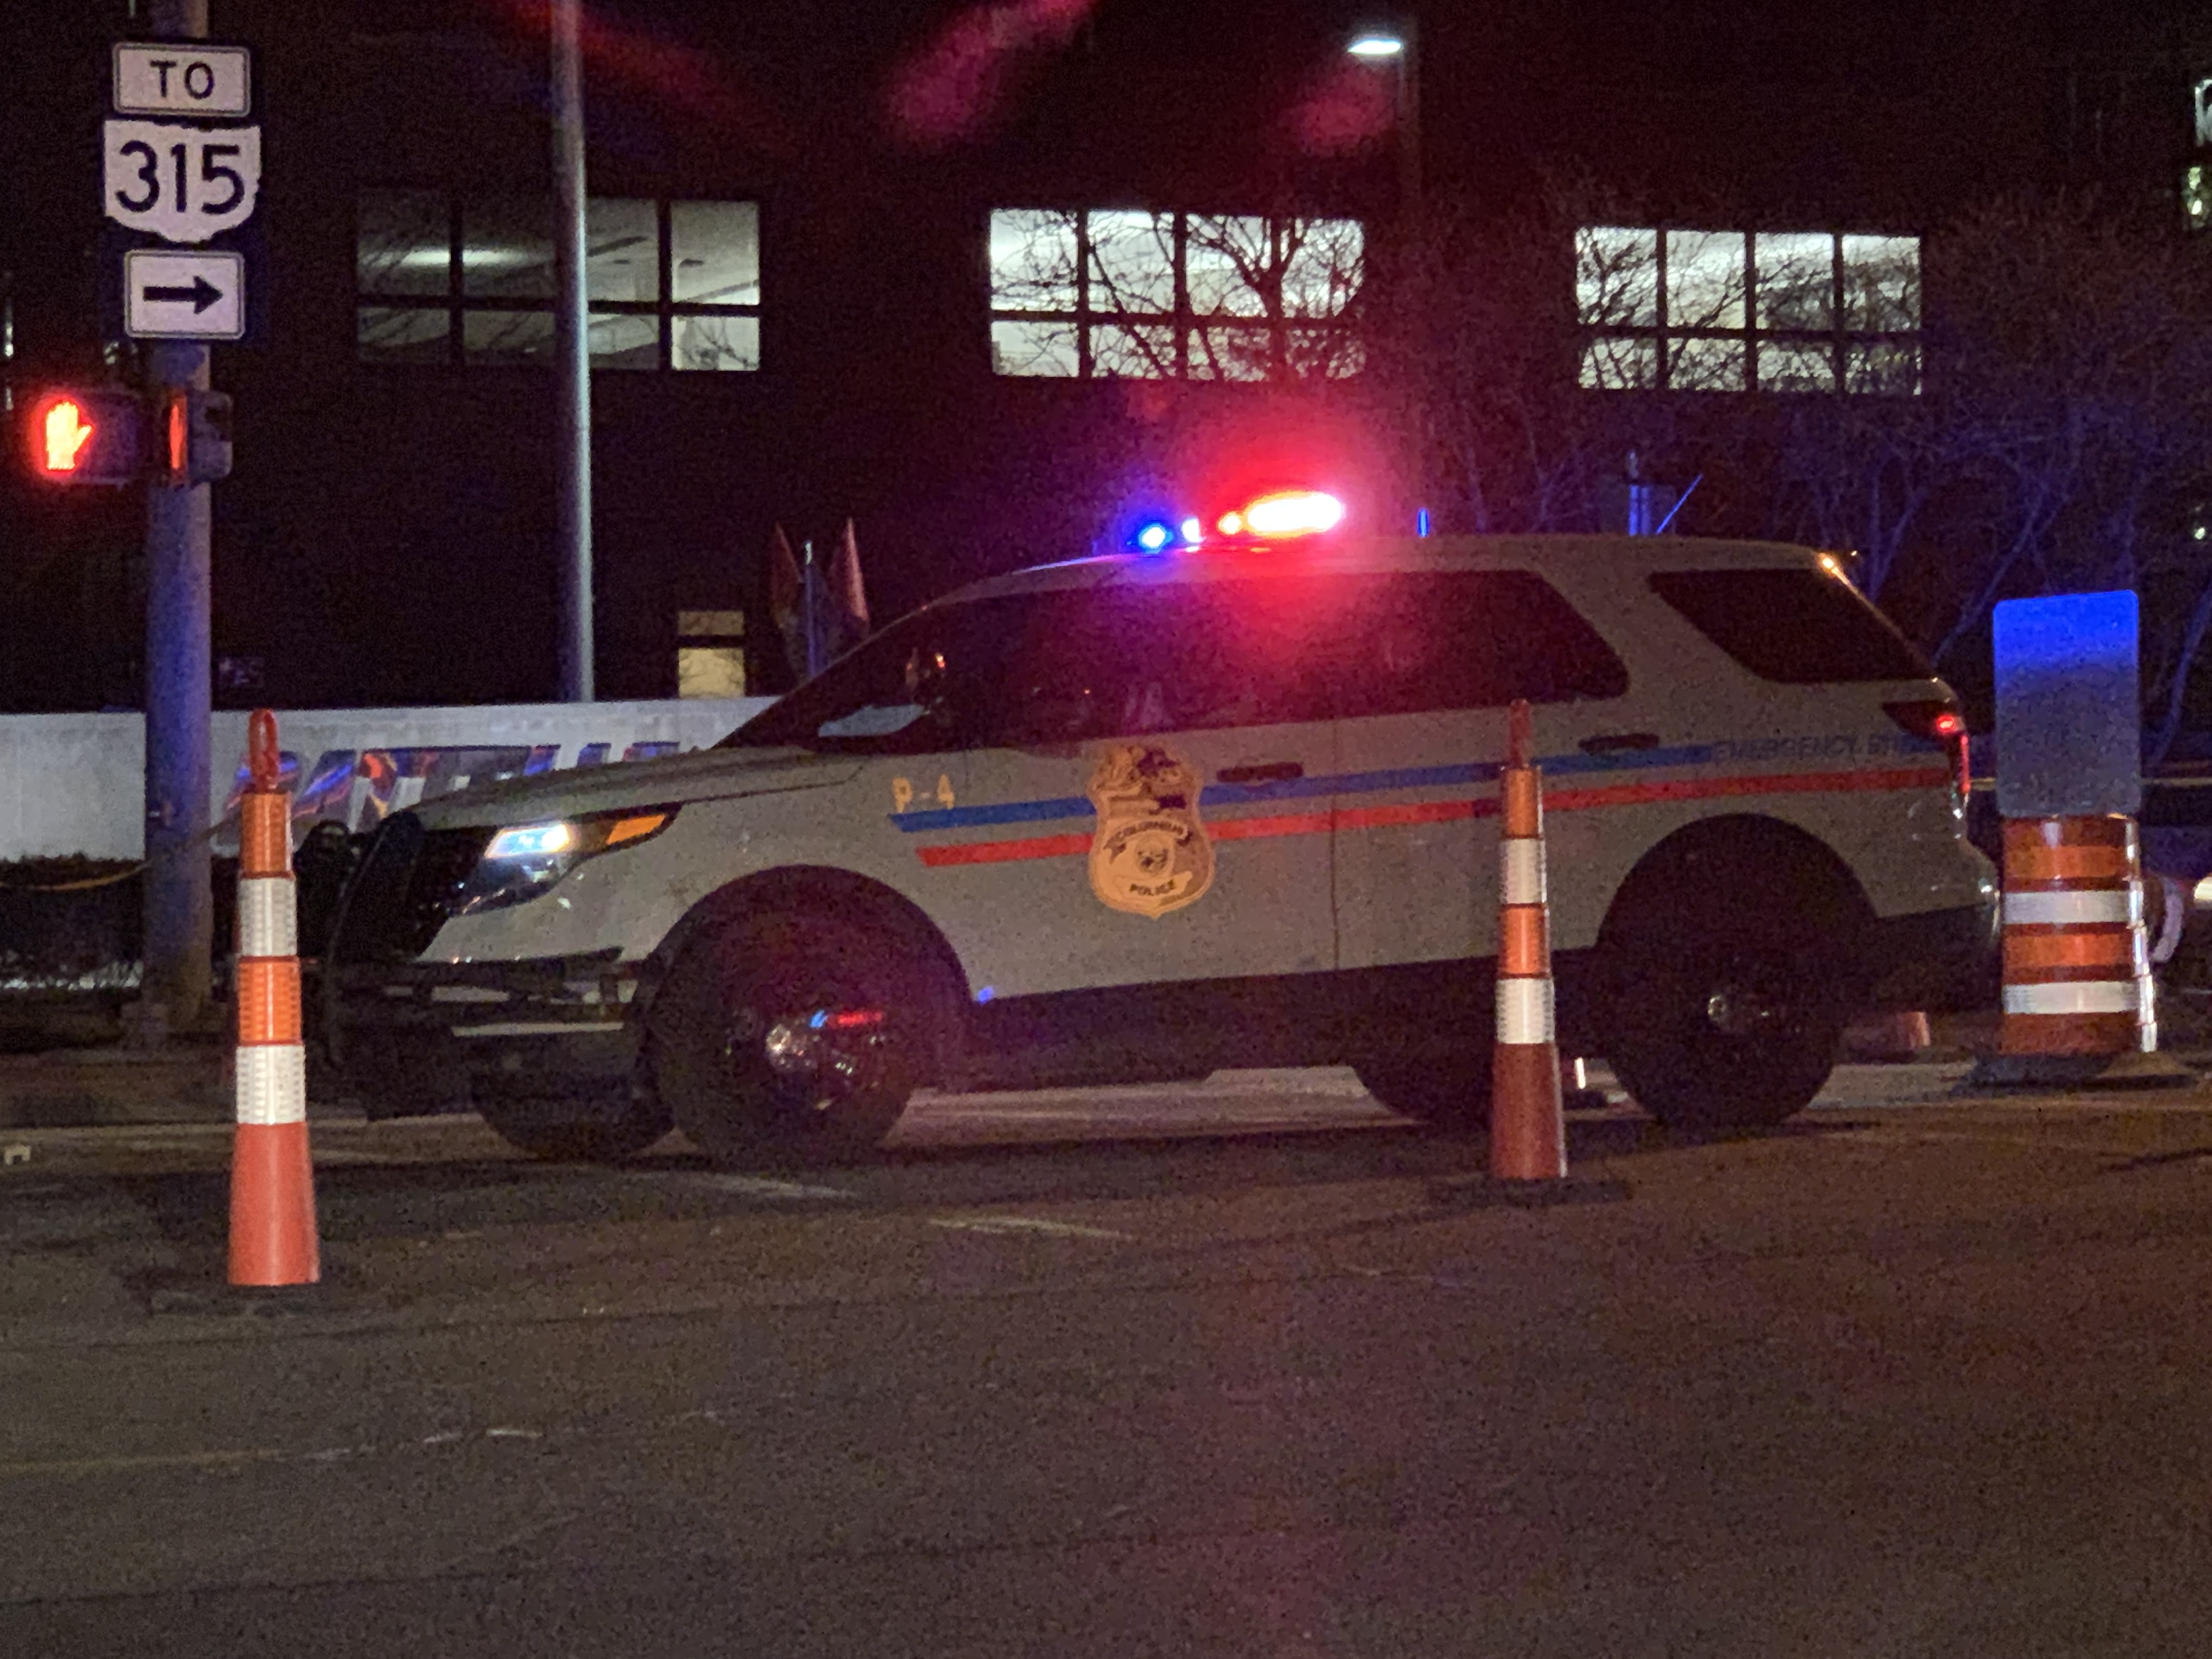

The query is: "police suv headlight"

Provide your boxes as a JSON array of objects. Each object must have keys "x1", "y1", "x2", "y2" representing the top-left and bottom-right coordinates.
[{"x1": 454, "y1": 808, "x2": 676, "y2": 917}]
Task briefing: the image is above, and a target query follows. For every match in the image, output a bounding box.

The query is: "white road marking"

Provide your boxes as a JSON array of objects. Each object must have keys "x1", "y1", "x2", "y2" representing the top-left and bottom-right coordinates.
[
  {"x1": 929, "y1": 1214, "x2": 1131, "y2": 1241},
  {"x1": 652, "y1": 1172, "x2": 855, "y2": 1202}
]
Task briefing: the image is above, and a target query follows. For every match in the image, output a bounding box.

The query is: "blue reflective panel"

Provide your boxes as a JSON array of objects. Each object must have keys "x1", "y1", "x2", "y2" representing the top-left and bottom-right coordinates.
[{"x1": 1993, "y1": 590, "x2": 2141, "y2": 819}]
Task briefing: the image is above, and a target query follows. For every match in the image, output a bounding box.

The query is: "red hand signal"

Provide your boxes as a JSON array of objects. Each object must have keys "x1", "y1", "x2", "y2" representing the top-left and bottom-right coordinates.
[{"x1": 41, "y1": 399, "x2": 95, "y2": 472}]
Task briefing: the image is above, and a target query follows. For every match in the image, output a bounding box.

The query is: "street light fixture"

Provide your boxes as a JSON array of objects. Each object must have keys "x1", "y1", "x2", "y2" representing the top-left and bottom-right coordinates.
[{"x1": 1346, "y1": 33, "x2": 1405, "y2": 57}]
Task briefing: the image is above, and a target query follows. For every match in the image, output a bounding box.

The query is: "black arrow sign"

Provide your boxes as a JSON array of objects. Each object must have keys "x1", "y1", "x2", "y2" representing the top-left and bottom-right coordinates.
[{"x1": 141, "y1": 275, "x2": 223, "y2": 313}]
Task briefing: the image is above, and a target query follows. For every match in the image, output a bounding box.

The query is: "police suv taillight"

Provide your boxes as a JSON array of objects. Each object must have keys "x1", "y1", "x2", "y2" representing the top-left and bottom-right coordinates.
[{"x1": 1884, "y1": 699, "x2": 1971, "y2": 809}]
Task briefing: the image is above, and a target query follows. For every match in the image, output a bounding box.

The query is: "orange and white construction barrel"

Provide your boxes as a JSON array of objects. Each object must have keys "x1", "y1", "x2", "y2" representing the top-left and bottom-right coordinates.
[
  {"x1": 229, "y1": 708, "x2": 320, "y2": 1286},
  {"x1": 1489, "y1": 699, "x2": 1567, "y2": 1181},
  {"x1": 1996, "y1": 814, "x2": 2152, "y2": 1059}
]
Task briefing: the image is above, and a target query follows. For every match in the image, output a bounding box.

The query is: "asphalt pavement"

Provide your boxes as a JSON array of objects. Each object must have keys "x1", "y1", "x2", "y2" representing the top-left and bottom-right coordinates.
[{"x1": 4, "y1": 1067, "x2": 2211, "y2": 1656}]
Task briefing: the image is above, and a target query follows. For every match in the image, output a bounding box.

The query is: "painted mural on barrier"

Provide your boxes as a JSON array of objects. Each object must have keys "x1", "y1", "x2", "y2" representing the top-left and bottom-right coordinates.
[
  {"x1": 0, "y1": 699, "x2": 775, "y2": 862},
  {"x1": 219, "y1": 740, "x2": 686, "y2": 842}
]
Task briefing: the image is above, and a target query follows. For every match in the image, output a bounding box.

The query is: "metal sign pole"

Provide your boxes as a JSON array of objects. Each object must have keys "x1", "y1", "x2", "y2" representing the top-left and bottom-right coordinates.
[
  {"x1": 550, "y1": 0, "x2": 594, "y2": 702},
  {"x1": 139, "y1": 0, "x2": 215, "y2": 1037}
]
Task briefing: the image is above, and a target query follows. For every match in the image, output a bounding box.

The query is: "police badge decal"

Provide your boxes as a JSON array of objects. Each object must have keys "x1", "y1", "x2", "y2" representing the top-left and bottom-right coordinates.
[{"x1": 1086, "y1": 744, "x2": 1216, "y2": 918}]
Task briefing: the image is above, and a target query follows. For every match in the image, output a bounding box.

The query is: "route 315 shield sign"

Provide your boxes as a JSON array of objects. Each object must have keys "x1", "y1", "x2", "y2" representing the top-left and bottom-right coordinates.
[{"x1": 102, "y1": 119, "x2": 261, "y2": 242}]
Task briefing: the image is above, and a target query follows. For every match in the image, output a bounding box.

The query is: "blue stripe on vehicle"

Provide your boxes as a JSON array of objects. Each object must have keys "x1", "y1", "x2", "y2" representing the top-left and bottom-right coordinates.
[
  {"x1": 1545, "y1": 743, "x2": 1718, "y2": 775},
  {"x1": 890, "y1": 794, "x2": 1094, "y2": 832},
  {"x1": 888, "y1": 743, "x2": 1725, "y2": 833}
]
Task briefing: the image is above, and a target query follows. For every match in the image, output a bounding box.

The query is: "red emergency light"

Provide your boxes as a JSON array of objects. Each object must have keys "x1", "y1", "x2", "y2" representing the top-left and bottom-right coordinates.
[{"x1": 1212, "y1": 489, "x2": 1346, "y2": 540}]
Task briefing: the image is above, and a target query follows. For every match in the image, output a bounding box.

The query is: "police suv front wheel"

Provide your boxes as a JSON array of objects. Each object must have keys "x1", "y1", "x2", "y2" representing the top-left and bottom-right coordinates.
[
  {"x1": 475, "y1": 1073, "x2": 672, "y2": 1164},
  {"x1": 650, "y1": 911, "x2": 929, "y2": 1166}
]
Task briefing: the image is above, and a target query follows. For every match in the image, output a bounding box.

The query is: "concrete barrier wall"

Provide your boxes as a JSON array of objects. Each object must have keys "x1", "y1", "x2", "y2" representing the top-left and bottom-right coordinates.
[{"x1": 0, "y1": 699, "x2": 777, "y2": 861}]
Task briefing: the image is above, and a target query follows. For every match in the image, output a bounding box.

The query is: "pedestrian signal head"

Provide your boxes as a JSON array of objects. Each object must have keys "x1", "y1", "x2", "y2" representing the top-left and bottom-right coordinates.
[{"x1": 22, "y1": 388, "x2": 144, "y2": 486}]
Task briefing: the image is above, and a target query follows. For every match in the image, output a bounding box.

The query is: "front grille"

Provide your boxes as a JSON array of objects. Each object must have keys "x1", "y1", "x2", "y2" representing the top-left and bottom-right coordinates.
[{"x1": 329, "y1": 814, "x2": 492, "y2": 964}]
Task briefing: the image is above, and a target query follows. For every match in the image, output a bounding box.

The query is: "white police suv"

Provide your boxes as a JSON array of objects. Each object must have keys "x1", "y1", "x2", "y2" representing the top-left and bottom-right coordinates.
[{"x1": 323, "y1": 493, "x2": 1996, "y2": 1164}]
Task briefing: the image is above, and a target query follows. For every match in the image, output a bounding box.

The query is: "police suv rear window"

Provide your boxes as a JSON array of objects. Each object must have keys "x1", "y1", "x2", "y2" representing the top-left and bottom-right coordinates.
[{"x1": 1649, "y1": 568, "x2": 1933, "y2": 684}]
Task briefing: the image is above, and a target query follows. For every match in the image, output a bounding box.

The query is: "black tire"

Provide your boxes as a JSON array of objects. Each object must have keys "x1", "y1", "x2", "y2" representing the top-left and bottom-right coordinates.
[
  {"x1": 1354, "y1": 1056, "x2": 1491, "y2": 1132},
  {"x1": 475, "y1": 1075, "x2": 672, "y2": 1164},
  {"x1": 1598, "y1": 894, "x2": 1850, "y2": 1132},
  {"x1": 648, "y1": 910, "x2": 936, "y2": 1166}
]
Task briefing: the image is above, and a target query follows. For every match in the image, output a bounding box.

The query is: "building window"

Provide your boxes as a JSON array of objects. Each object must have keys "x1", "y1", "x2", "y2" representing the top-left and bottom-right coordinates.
[
  {"x1": 2187, "y1": 164, "x2": 2210, "y2": 234},
  {"x1": 676, "y1": 610, "x2": 748, "y2": 698},
  {"x1": 1577, "y1": 226, "x2": 1920, "y2": 395},
  {"x1": 989, "y1": 208, "x2": 1365, "y2": 381},
  {"x1": 357, "y1": 191, "x2": 761, "y2": 370}
]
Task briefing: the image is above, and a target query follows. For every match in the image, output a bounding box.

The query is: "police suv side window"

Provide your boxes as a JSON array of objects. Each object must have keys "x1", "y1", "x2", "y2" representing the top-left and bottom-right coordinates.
[
  {"x1": 971, "y1": 582, "x2": 1337, "y2": 748},
  {"x1": 1333, "y1": 572, "x2": 1628, "y2": 718}
]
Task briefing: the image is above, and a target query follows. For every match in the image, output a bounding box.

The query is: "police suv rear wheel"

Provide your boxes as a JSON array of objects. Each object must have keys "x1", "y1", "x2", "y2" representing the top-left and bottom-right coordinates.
[
  {"x1": 651, "y1": 911, "x2": 924, "y2": 1166},
  {"x1": 1599, "y1": 905, "x2": 1846, "y2": 1132}
]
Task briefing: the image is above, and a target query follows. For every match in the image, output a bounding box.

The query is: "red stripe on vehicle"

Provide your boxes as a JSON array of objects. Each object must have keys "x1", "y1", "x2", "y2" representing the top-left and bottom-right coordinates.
[
  {"x1": 918, "y1": 831, "x2": 1090, "y2": 867},
  {"x1": 1334, "y1": 798, "x2": 1493, "y2": 833},
  {"x1": 915, "y1": 764, "x2": 1950, "y2": 867},
  {"x1": 1545, "y1": 765, "x2": 1949, "y2": 812},
  {"x1": 1210, "y1": 810, "x2": 1335, "y2": 842}
]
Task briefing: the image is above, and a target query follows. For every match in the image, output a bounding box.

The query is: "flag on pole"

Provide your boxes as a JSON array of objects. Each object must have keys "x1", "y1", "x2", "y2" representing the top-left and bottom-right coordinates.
[
  {"x1": 830, "y1": 519, "x2": 870, "y2": 652},
  {"x1": 768, "y1": 524, "x2": 806, "y2": 681}
]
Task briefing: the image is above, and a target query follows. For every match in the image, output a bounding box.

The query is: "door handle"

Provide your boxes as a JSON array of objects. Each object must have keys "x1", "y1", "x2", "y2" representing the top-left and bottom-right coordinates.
[
  {"x1": 1578, "y1": 732, "x2": 1661, "y2": 755},
  {"x1": 1217, "y1": 761, "x2": 1304, "y2": 785}
]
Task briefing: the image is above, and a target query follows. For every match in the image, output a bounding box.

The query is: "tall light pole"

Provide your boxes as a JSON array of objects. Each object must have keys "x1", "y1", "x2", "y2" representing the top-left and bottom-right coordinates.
[
  {"x1": 1348, "y1": 25, "x2": 1426, "y2": 535},
  {"x1": 1347, "y1": 25, "x2": 1421, "y2": 234},
  {"x1": 551, "y1": 0, "x2": 594, "y2": 702}
]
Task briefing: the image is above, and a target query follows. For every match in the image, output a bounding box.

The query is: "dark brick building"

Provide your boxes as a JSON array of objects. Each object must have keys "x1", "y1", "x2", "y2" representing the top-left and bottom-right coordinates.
[{"x1": 2, "y1": 0, "x2": 2204, "y2": 713}]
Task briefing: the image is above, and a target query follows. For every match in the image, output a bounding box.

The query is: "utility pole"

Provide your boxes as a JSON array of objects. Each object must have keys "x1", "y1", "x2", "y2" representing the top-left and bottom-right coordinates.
[
  {"x1": 551, "y1": 0, "x2": 594, "y2": 702},
  {"x1": 139, "y1": 0, "x2": 214, "y2": 1036}
]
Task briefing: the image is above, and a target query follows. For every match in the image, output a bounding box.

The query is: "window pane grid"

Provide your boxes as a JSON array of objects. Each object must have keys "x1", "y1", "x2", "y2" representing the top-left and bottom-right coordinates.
[
  {"x1": 990, "y1": 207, "x2": 1364, "y2": 381},
  {"x1": 1578, "y1": 225, "x2": 1920, "y2": 395},
  {"x1": 358, "y1": 192, "x2": 761, "y2": 370}
]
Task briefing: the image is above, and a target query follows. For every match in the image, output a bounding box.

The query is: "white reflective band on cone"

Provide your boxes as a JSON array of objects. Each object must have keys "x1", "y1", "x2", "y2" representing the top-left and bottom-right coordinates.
[
  {"x1": 236, "y1": 876, "x2": 298, "y2": 958},
  {"x1": 235, "y1": 1044, "x2": 308, "y2": 1126},
  {"x1": 2001, "y1": 980, "x2": 2144, "y2": 1017},
  {"x1": 2003, "y1": 887, "x2": 2138, "y2": 927},
  {"x1": 1500, "y1": 839, "x2": 1546, "y2": 906},
  {"x1": 1496, "y1": 975, "x2": 1555, "y2": 1044}
]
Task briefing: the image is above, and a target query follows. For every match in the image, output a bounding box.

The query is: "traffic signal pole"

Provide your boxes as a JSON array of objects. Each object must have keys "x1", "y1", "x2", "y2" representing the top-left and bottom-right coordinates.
[{"x1": 140, "y1": 0, "x2": 216, "y2": 1035}]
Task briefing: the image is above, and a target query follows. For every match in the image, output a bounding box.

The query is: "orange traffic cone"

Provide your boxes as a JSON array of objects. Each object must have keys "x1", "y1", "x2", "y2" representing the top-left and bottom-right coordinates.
[
  {"x1": 229, "y1": 708, "x2": 321, "y2": 1286},
  {"x1": 1489, "y1": 698, "x2": 1567, "y2": 1181},
  {"x1": 1435, "y1": 701, "x2": 1628, "y2": 1209}
]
